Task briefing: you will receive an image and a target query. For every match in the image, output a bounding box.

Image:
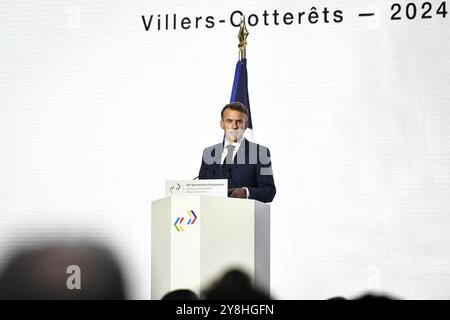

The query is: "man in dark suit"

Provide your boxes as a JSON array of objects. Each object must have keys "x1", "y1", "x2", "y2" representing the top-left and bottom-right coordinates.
[{"x1": 198, "y1": 102, "x2": 276, "y2": 203}]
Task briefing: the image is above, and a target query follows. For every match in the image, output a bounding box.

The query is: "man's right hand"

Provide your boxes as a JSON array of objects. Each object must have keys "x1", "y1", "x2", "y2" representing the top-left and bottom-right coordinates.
[{"x1": 229, "y1": 188, "x2": 246, "y2": 198}]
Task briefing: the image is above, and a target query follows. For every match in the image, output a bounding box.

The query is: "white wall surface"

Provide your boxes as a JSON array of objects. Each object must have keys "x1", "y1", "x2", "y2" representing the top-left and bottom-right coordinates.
[{"x1": 1, "y1": 0, "x2": 449, "y2": 299}]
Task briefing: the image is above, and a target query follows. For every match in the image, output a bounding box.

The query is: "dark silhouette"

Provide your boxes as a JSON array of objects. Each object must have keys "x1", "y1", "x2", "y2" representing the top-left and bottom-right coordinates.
[
  {"x1": 0, "y1": 243, "x2": 126, "y2": 300},
  {"x1": 353, "y1": 292, "x2": 399, "y2": 300},
  {"x1": 161, "y1": 289, "x2": 199, "y2": 300},
  {"x1": 327, "y1": 296, "x2": 347, "y2": 300},
  {"x1": 202, "y1": 268, "x2": 271, "y2": 300}
]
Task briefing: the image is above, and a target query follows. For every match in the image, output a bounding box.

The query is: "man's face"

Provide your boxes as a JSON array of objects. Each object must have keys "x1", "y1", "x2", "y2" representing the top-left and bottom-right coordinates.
[{"x1": 220, "y1": 109, "x2": 248, "y2": 143}]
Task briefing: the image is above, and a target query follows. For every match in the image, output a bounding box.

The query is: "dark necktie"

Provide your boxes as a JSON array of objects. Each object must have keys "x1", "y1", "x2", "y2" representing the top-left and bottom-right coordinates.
[
  {"x1": 224, "y1": 144, "x2": 235, "y2": 165},
  {"x1": 221, "y1": 144, "x2": 235, "y2": 178}
]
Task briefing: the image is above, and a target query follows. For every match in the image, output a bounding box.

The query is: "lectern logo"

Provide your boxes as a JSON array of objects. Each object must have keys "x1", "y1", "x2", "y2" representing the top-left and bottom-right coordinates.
[
  {"x1": 174, "y1": 210, "x2": 198, "y2": 232},
  {"x1": 169, "y1": 183, "x2": 181, "y2": 194}
]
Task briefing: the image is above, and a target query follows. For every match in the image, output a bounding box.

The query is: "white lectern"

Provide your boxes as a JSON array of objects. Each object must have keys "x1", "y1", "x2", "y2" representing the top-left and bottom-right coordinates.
[{"x1": 151, "y1": 195, "x2": 270, "y2": 300}]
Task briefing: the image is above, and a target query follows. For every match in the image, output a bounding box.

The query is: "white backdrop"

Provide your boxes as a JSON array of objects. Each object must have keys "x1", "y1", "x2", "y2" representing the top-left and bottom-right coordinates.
[{"x1": 1, "y1": 0, "x2": 450, "y2": 299}]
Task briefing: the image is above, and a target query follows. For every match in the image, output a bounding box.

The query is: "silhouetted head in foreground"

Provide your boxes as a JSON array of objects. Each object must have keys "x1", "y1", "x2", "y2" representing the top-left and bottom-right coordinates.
[
  {"x1": 0, "y1": 243, "x2": 126, "y2": 300},
  {"x1": 327, "y1": 296, "x2": 347, "y2": 300},
  {"x1": 161, "y1": 289, "x2": 199, "y2": 300},
  {"x1": 202, "y1": 269, "x2": 271, "y2": 300},
  {"x1": 353, "y1": 292, "x2": 399, "y2": 300}
]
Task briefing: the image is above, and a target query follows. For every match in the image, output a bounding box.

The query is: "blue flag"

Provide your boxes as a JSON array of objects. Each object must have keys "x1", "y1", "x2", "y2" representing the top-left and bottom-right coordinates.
[{"x1": 230, "y1": 58, "x2": 254, "y2": 141}]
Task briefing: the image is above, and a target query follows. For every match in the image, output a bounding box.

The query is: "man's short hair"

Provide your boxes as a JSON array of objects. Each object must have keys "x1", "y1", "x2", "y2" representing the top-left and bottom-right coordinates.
[
  {"x1": 221, "y1": 102, "x2": 249, "y2": 119},
  {"x1": 0, "y1": 243, "x2": 126, "y2": 300}
]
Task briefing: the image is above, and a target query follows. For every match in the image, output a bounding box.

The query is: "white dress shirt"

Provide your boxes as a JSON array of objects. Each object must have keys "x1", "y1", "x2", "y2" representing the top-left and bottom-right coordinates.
[{"x1": 221, "y1": 136, "x2": 244, "y2": 164}]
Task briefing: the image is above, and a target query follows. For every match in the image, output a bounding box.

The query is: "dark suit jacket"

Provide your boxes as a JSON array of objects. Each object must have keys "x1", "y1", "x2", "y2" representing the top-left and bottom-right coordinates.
[{"x1": 198, "y1": 139, "x2": 276, "y2": 203}]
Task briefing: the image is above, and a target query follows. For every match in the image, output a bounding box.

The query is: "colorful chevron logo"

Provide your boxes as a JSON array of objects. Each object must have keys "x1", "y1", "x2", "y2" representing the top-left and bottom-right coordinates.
[{"x1": 174, "y1": 210, "x2": 198, "y2": 232}]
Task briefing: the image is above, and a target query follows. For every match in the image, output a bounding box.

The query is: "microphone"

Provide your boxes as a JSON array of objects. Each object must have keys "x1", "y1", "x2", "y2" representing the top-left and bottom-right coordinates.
[
  {"x1": 193, "y1": 168, "x2": 203, "y2": 180},
  {"x1": 194, "y1": 167, "x2": 215, "y2": 180}
]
